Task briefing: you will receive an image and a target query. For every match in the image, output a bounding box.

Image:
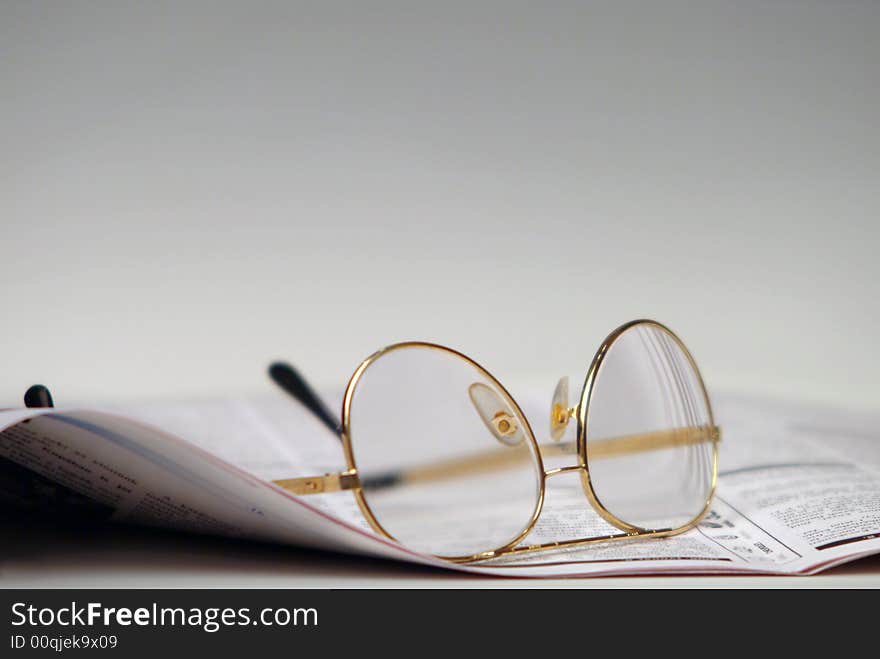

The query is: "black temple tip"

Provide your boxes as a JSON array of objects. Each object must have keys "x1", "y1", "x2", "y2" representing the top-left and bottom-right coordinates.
[
  {"x1": 268, "y1": 362, "x2": 342, "y2": 439},
  {"x1": 24, "y1": 384, "x2": 54, "y2": 408}
]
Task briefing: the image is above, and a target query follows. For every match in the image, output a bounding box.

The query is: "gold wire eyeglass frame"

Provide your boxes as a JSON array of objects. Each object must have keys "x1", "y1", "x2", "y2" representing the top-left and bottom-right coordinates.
[{"x1": 272, "y1": 319, "x2": 720, "y2": 564}]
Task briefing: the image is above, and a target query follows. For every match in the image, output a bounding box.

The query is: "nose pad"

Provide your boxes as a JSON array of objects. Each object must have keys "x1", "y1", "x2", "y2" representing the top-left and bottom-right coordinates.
[
  {"x1": 468, "y1": 383, "x2": 525, "y2": 446},
  {"x1": 549, "y1": 376, "x2": 571, "y2": 441}
]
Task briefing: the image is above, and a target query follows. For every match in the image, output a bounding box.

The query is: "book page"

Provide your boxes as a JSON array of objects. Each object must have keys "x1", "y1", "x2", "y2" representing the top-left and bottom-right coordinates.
[
  {"x1": 1, "y1": 392, "x2": 878, "y2": 577},
  {"x1": 0, "y1": 407, "x2": 443, "y2": 571}
]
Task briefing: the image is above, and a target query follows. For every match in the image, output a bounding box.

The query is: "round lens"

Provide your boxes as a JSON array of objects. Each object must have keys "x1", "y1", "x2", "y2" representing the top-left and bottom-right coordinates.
[
  {"x1": 583, "y1": 322, "x2": 716, "y2": 531},
  {"x1": 345, "y1": 344, "x2": 542, "y2": 558}
]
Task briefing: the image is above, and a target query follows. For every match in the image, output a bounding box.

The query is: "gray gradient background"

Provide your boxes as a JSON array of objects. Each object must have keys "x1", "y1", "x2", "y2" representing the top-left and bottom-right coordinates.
[{"x1": 2, "y1": 2, "x2": 878, "y2": 411}]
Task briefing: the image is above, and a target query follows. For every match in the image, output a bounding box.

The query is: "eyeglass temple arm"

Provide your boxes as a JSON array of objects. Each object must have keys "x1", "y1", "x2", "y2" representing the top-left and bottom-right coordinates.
[
  {"x1": 268, "y1": 362, "x2": 343, "y2": 440},
  {"x1": 272, "y1": 425, "x2": 720, "y2": 496}
]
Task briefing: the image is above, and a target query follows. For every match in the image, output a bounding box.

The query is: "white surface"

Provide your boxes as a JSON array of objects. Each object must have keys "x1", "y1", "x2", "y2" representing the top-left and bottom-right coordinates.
[{"x1": 1, "y1": 2, "x2": 878, "y2": 413}]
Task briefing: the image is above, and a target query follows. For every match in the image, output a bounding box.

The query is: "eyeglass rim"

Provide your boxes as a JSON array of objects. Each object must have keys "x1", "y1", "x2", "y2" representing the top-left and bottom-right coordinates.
[
  {"x1": 340, "y1": 341, "x2": 548, "y2": 559},
  {"x1": 576, "y1": 319, "x2": 720, "y2": 536}
]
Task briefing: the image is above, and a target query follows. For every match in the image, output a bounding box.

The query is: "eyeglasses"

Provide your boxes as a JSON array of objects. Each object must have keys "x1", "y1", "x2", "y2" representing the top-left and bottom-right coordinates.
[{"x1": 269, "y1": 319, "x2": 720, "y2": 563}]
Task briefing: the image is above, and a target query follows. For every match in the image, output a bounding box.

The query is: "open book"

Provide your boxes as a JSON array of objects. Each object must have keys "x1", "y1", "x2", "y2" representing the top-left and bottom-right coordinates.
[{"x1": 1, "y1": 390, "x2": 878, "y2": 578}]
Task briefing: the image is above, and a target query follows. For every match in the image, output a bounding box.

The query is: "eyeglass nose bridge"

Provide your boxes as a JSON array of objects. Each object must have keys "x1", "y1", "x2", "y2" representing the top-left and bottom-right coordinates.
[{"x1": 543, "y1": 463, "x2": 586, "y2": 478}]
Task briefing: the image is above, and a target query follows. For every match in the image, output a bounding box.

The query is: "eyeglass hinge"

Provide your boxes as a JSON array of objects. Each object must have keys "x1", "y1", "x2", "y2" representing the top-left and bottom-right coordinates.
[
  {"x1": 337, "y1": 470, "x2": 360, "y2": 491},
  {"x1": 274, "y1": 470, "x2": 360, "y2": 495}
]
